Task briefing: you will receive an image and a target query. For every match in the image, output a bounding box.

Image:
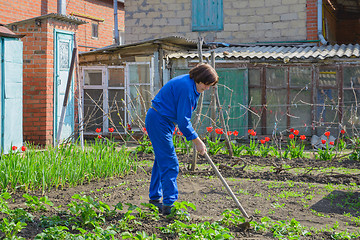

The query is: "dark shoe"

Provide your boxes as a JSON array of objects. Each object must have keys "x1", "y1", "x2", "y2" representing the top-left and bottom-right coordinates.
[
  {"x1": 162, "y1": 205, "x2": 174, "y2": 216},
  {"x1": 149, "y1": 199, "x2": 162, "y2": 213}
]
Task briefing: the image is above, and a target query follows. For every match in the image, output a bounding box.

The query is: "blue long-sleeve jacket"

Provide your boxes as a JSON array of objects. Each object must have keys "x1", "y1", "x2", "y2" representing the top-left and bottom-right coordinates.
[{"x1": 151, "y1": 74, "x2": 200, "y2": 141}]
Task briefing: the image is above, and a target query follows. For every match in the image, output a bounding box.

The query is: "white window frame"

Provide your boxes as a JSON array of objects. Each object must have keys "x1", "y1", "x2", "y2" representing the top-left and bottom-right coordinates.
[
  {"x1": 80, "y1": 61, "x2": 153, "y2": 135},
  {"x1": 125, "y1": 61, "x2": 153, "y2": 128}
]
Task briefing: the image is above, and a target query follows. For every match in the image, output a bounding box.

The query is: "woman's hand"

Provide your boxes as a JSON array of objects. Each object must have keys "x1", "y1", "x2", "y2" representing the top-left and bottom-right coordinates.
[{"x1": 192, "y1": 137, "x2": 207, "y2": 155}]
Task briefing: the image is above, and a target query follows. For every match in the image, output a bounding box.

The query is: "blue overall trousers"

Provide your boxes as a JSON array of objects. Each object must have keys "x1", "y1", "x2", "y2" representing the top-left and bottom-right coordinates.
[{"x1": 145, "y1": 107, "x2": 178, "y2": 206}]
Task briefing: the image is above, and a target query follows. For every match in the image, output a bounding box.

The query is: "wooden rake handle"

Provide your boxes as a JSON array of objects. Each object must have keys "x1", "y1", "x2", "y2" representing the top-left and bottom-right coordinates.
[{"x1": 204, "y1": 152, "x2": 250, "y2": 219}]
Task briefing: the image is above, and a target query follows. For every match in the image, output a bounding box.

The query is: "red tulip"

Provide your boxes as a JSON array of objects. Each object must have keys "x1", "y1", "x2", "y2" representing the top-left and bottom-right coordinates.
[
  {"x1": 12, "y1": 146, "x2": 17, "y2": 151},
  {"x1": 265, "y1": 137, "x2": 270, "y2": 142},
  {"x1": 321, "y1": 139, "x2": 326, "y2": 144},
  {"x1": 206, "y1": 127, "x2": 213, "y2": 132},
  {"x1": 215, "y1": 128, "x2": 224, "y2": 134},
  {"x1": 300, "y1": 135, "x2": 306, "y2": 140},
  {"x1": 177, "y1": 131, "x2": 183, "y2": 136},
  {"x1": 260, "y1": 139, "x2": 266, "y2": 144},
  {"x1": 324, "y1": 131, "x2": 330, "y2": 138},
  {"x1": 127, "y1": 124, "x2": 132, "y2": 131},
  {"x1": 293, "y1": 130, "x2": 299, "y2": 136},
  {"x1": 340, "y1": 129, "x2": 345, "y2": 134},
  {"x1": 233, "y1": 130, "x2": 239, "y2": 136},
  {"x1": 95, "y1": 128, "x2": 101, "y2": 133},
  {"x1": 289, "y1": 128, "x2": 294, "y2": 132},
  {"x1": 248, "y1": 129, "x2": 256, "y2": 136},
  {"x1": 289, "y1": 134, "x2": 294, "y2": 139},
  {"x1": 97, "y1": 135, "x2": 102, "y2": 139},
  {"x1": 329, "y1": 141, "x2": 334, "y2": 145},
  {"x1": 21, "y1": 146, "x2": 26, "y2": 151},
  {"x1": 227, "y1": 131, "x2": 232, "y2": 136},
  {"x1": 108, "y1": 128, "x2": 114, "y2": 133}
]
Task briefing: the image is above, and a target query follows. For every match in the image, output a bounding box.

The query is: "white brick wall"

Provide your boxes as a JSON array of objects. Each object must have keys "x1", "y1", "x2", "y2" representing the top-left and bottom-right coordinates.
[{"x1": 125, "y1": 0, "x2": 307, "y2": 44}]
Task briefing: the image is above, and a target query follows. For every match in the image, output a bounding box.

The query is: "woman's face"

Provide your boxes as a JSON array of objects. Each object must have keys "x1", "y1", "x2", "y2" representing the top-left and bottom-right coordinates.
[{"x1": 196, "y1": 82, "x2": 212, "y2": 93}]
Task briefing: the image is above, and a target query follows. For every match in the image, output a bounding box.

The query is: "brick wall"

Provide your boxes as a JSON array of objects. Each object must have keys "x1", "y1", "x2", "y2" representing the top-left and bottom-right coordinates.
[
  {"x1": 125, "y1": 0, "x2": 309, "y2": 44},
  {"x1": 16, "y1": 19, "x2": 79, "y2": 145},
  {"x1": 0, "y1": 0, "x2": 124, "y2": 52},
  {"x1": 306, "y1": 0, "x2": 318, "y2": 41}
]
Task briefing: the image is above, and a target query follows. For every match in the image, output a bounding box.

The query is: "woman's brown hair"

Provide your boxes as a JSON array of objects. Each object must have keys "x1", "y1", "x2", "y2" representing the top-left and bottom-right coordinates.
[{"x1": 189, "y1": 63, "x2": 219, "y2": 86}]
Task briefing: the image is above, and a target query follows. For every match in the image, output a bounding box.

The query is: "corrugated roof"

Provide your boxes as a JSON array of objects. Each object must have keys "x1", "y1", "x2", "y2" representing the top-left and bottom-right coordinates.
[
  {"x1": 168, "y1": 44, "x2": 360, "y2": 61},
  {"x1": 81, "y1": 35, "x2": 198, "y2": 55},
  {"x1": 7, "y1": 13, "x2": 87, "y2": 26}
]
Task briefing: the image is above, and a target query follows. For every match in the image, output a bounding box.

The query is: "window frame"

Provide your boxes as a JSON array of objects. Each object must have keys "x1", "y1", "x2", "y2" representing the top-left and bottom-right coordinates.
[
  {"x1": 191, "y1": 0, "x2": 224, "y2": 32},
  {"x1": 91, "y1": 23, "x2": 99, "y2": 39}
]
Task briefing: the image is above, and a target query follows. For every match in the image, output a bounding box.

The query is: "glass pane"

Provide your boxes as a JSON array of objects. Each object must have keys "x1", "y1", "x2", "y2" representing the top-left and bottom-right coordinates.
[
  {"x1": 83, "y1": 89, "x2": 104, "y2": 132},
  {"x1": 59, "y1": 41, "x2": 69, "y2": 69},
  {"x1": 249, "y1": 88, "x2": 262, "y2": 133},
  {"x1": 342, "y1": 90, "x2": 360, "y2": 134},
  {"x1": 316, "y1": 88, "x2": 339, "y2": 123},
  {"x1": 289, "y1": 67, "x2": 311, "y2": 88},
  {"x1": 289, "y1": 90, "x2": 312, "y2": 135},
  {"x1": 109, "y1": 68, "x2": 125, "y2": 87},
  {"x1": 266, "y1": 68, "x2": 286, "y2": 87},
  {"x1": 343, "y1": 67, "x2": 360, "y2": 89},
  {"x1": 108, "y1": 90, "x2": 125, "y2": 131},
  {"x1": 84, "y1": 70, "x2": 102, "y2": 85},
  {"x1": 266, "y1": 89, "x2": 287, "y2": 135},
  {"x1": 319, "y1": 69, "x2": 337, "y2": 87},
  {"x1": 128, "y1": 85, "x2": 152, "y2": 129},
  {"x1": 129, "y1": 64, "x2": 150, "y2": 84},
  {"x1": 249, "y1": 69, "x2": 261, "y2": 86}
]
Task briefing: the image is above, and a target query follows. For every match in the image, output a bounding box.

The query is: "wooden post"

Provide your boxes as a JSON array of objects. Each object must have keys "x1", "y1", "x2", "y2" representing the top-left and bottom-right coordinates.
[
  {"x1": 211, "y1": 51, "x2": 233, "y2": 157},
  {"x1": 74, "y1": 35, "x2": 84, "y2": 149},
  {"x1": 190, "y1": 36, "x2": 204, "y2": 171}
]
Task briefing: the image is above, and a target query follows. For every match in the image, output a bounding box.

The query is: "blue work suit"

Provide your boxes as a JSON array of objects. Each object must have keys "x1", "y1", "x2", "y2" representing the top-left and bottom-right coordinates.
[{"x1": 145, "y1": 74, "x2": 200, "y2": 206}]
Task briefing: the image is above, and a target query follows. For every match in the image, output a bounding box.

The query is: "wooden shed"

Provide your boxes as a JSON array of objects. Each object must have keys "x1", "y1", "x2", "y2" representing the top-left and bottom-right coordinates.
[{"x1": 78, "y1": 36, "x2": 199, "y2": 137}]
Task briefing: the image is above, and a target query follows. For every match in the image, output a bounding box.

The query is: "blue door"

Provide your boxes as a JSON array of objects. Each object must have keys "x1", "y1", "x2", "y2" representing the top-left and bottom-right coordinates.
[
  {"x1": 1, "y1": 37, "x2": 23, "y2": 153},
  {"x1": 54, "y1": 30, "x2": 74, "y2": 144}
]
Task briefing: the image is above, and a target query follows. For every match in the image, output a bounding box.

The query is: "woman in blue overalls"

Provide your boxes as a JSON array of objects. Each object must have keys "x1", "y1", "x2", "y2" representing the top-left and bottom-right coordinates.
[{"x1": 145, "y1": 63, "x2": 219, "y2": 215}]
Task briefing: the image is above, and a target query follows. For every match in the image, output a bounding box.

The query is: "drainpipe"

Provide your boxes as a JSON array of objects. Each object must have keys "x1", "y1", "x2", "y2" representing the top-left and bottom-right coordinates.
[
  {"x1": 58, "y1": 0, "x2": 66, "y2": 15},
  {"x1": 114, "y1": 0, "x2": 119, "y2": 45},
  {"x1": 317, "y1": 0, "x2": 328, "y2": 45}
]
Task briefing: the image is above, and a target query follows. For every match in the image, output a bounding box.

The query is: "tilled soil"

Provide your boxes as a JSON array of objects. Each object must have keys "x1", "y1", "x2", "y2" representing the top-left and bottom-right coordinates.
[{"x1": 4, "y1": 153, "x2": 360, "y2": 239}]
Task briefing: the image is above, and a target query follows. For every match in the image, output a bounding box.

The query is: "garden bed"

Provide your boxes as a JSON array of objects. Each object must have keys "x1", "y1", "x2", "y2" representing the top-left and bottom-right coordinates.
[{"x1": 3, "y1": 152, "x2": 360, "y2": 239}]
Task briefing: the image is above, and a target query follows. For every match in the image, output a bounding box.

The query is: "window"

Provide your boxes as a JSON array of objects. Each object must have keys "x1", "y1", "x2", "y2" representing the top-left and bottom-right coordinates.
[
  {"x1": 342, "y1": 67, "x2": 360, "y2": 134},
  {"x1": 316, "y1": 67, "x2": 338, "y2": 132},
  {"x1": 192, "y1": 0, "x2": 223, "y2": 31},
  {"x1": 81, "y1": 63, "x2": 152, "y2": 135},
  {"x1": 92, "y1": 23, "x2": 98, "y2": 38},
  {"x1": 127, "y1": 63, "x2": 152, "y2": 130},
  {"x1": 248, "y1": 66, "x2": 312, "y2": 135}
]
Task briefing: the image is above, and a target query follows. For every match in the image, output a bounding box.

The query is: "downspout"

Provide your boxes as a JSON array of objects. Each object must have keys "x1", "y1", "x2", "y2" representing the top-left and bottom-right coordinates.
[
  {"x1": 58, "y1": 0, "x2": 66, "y2": 15},
  {"x1": 317, "y1": 0, "x2": 328, "y2": 45},
  {"x1": 114, "y1": 0, "x2": 119, "y2": 45}
]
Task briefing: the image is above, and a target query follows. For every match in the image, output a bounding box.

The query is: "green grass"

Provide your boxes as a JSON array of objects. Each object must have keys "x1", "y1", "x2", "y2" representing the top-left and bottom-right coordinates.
[{"x1": 0, "y1": 139, "x2": 138, "y2": 193}]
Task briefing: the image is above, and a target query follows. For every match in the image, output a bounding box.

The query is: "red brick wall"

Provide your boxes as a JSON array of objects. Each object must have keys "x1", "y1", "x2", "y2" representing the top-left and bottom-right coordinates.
[
  {"x1": 0, "y1": 0, "x2": 123, "y2": 145},
  {"x1": 0, "y1": 0, "x2": 124, "y2": 51},
  {"x1": 306, "y1": 0, "x2": 318, "y2": 41},
  {"x1": 17, "y1": 19, "x2": 79, "y2": 145}
]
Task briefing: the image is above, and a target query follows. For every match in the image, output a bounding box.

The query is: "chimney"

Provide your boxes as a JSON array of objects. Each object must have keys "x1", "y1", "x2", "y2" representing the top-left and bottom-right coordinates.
[{"x1": 58, "y1": 0, "x2": 66, "y2": 15}]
